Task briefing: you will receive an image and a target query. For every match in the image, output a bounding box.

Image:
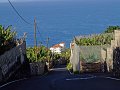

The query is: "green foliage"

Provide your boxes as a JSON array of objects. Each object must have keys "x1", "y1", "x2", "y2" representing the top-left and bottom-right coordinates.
[
  {"x1": 75, "y1": 26, "x2": 120, "y2": 46},
  {"x1": 75, "y1": 33, "x2": 113, "y2": 46},
  {"x1": 73, "y1": 71, "x2": 80, "y2": 74},
  {"x1": 86, "y1": 54, "x2": 99, "y2": 63},
  {"x1": 0, "y1": 25, "x2": 16, "y2": 55},
  {"x1": 51, "y1": 49, "x2": 71, "y2": 64},
  {"x1": 27, "y1": 46, "x2": 51, "y2": 62},
  {"x1": 60, "y1": 49, "x2": 71, "y2": 61},
  {"x1": 26, "y1": 47, "x2": 36, "y2": 62},
  {"x1": 52, "y1": 53, "x2": 60, "y2": 61},
  {"x1": 66, "y1": 62, "x2": 72, "y2": 70},
  {"x1": 80, "y1": 53, "x2": 99, "y2": 63},
  {"x1": 104, "y1": 26, "x2": 120, "y2": 33}
]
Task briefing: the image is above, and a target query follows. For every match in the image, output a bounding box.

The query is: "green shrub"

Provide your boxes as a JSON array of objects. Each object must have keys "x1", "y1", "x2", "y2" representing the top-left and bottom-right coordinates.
[
  {"x1": 66, "y1": 63, "x2": 72, "y2": 71},
  {"x1": 73, "y1": 71, "x2": 80, "y2": 74},
  {"x1": 0, "y1": 25, "x2": 16, "y2": 55},
  {"x1": 104, "y1": 26, "x2": 120, "y2": 33},
  {"x1": 75, "y1": 33, "x2": 113, "y2": 46},
  {"x1": 27, "y1": 46, "x2": 51, "y2": 62}
]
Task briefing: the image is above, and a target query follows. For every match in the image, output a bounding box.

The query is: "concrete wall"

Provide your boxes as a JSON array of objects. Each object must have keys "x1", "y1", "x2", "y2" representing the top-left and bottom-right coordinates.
[
  {"x1": 106, "y1": 47, "x2": 113, "y2": 72},
  {"x1": 70, "y1": 43, "x2": 80, "y2": 72},
  {"x1": 71, "y1": 30, "x2": 120, "y2": 73},
  {"x1": 0, "y1": 42, "x2": 26, "y2": 82},
  {"x1": 114, "y1": 30, "x2": 120, "y2": 47},
  {"x1": 100, "y1": 30, "x2": 120, "y2": 72},
  {"x1": 70, "y1": 44, "x2": 109, "y2": 72}
]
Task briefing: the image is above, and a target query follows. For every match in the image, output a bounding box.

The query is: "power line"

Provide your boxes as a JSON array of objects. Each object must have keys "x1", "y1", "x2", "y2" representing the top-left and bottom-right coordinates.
[
  {"x1": 7, "y1": 0, "x2": 46, "y2": 46},
  {"x1": 7, "y1": 0, "x2": 47, "y2": 47},
  {"x1": 36, "y1": 24, "x2": 46, "y2": 42},
  {"x1": 8, "y1": 0, "x2": 33, "y2": 25}
]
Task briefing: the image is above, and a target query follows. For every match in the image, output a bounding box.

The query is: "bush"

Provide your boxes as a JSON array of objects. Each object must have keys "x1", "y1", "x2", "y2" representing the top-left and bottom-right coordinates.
[
  {"x1": 0, "y1": 25, "x2": 16, "y2": 55},
  {"x1": 66, "y1": 63, "x2": 73, "y2": 71},
  {"x1": 27, "y1": 46, "x2": 51, "y2": 63},
  {"x1": 104, "y1": 26, "x2": 120, "y2": 33},
  {"x1": 75, "y1": 33, "x2": 113, "y2": 46},
  {"x1": 73, "y1": 71, "x2": 80, "y2": 74}
]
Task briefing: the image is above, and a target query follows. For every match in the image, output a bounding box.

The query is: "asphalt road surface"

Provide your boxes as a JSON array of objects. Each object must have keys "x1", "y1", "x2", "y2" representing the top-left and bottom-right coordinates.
[{"x1": 1, "y1": 65, "x2": 120, "y2": 90}]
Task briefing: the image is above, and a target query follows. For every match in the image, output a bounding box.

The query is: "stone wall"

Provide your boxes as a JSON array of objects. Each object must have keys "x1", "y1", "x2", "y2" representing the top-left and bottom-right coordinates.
[
  {"x1": 80, "y1": 62, "x2": 101, "y2": 73},
  {"x1": 113, "y1": 47, "x2": 120, "y2": 76},
  {"x1": 30, "y1": 62, "x2": 45, "y2": 76},
  {"x1": 101, "y1": 30, "x2": 120, "y2": 72},
  {"x1": 0, "y1": 42, "x2": 26, "y2": 82}
]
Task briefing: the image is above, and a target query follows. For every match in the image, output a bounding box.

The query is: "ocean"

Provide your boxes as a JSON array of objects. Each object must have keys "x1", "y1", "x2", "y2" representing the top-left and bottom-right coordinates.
[{"x1": 0, "y1": 1, "x2": 120, "y2": 47}]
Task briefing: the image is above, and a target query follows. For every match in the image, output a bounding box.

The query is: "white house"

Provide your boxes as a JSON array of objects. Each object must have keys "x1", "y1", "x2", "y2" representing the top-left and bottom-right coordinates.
[{"x1": 50, "y1": 42, "x2": 65, "y2": 54}]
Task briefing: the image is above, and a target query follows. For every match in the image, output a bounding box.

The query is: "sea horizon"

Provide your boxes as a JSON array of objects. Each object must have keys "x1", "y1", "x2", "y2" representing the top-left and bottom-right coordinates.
[{"x1": 0, "y1": 0, "x2": 120, "y2": 47}]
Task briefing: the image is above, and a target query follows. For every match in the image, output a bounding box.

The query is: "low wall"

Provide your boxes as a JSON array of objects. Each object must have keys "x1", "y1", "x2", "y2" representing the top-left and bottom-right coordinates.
[
  {"x1": 0, "y1": 42, "x2": 26, "y2": 82},
  {"x1": 30, "y1": 62, "x2": 45, "y2": 76},
  {"x1": 80, "y1": 62, "x2": 102, "y2": 73}
]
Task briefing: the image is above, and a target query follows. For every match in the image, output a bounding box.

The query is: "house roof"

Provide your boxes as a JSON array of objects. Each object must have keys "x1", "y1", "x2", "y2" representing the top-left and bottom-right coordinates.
[
  {"x1": 50, "y1": 42, "x2": 65, "y2": 49},
  {"x1": 59, "y1": 42, "x2": 65, "y2": 44},
  {"x1": 51, "y1": 44, "x2": 62, "y2": 48}
]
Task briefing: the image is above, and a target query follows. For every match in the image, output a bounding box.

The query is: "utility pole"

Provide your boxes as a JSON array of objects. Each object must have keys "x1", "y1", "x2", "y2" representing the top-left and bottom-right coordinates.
[
  {"x1": 34, "y1": 17, "x2": 37, "y2": 61},
  {"x1": 34, "y1": 17, "x2": 37, "y2": 47},
  {"x1": 46, "y1": 37, "x2": 50, "y2": 49},
  {"x1": 46, "y1": 37, "x2": 50, "y2": 69}
]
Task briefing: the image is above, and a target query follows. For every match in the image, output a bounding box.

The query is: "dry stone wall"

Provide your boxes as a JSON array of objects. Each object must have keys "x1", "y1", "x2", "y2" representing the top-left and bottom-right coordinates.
[
  {"x1": 30, "y1": 62, "x2": 45, "y2": 76},
  {"x1": 0, "y1": 42, "x2": 26, "y2": 82}
]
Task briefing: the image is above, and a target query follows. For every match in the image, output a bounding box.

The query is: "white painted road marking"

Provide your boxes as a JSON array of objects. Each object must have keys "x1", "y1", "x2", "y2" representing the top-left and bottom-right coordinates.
[
  {"x1": 105, "y1": 77, "x2": 120, "y2": 81},
  {"x1": 66, "y1": 76, "x2": 96, "y2": 81},
  {"x1": 0, "y1": 78, "x2": 27, "y2": 88}
]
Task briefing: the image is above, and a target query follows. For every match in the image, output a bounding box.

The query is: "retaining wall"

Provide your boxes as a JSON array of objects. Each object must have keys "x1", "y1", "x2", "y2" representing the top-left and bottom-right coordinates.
[{"x1": 0, "y1": 42, "x2": 26, "y2": 82}]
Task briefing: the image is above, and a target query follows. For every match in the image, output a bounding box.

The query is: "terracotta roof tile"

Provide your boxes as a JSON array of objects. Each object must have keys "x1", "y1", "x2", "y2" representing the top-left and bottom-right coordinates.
[
  {"x1": 52, "y1": 44, "x2": 62, "y2": 48},
  {"x1": 51, "y1": 42, "x2": 65, "y2": 49},
  {"x1": 59, "y1": 42, "x2": 65, "y2": 44}
]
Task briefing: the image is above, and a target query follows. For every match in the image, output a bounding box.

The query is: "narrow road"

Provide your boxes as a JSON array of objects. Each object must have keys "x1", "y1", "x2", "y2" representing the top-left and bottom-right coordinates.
[{"x1": 1, "y1": 65, "x2": 120, "y2": 90}]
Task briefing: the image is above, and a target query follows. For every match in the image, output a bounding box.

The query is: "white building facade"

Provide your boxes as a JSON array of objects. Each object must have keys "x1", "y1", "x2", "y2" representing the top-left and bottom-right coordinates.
[{"x1": 50, "y1": 42, "x2": 65, "y2": 54}]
